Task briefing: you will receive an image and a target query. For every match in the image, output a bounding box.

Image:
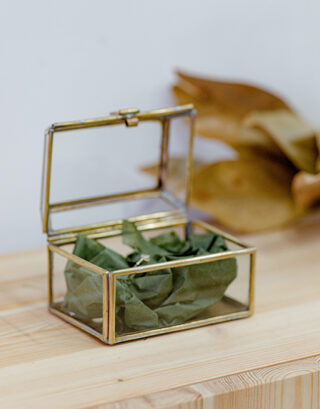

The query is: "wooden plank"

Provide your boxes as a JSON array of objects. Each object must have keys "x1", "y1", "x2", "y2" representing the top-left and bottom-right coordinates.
[
  {"x1": 1, "y1": 300, "x2": 320, "y2": 408},
  {"x1": 102, "y1": 355, "x2": 320, "y2": 409},
  {"x1": 0, "y1": 212, "x2": 319, "y2": 408},
  {"x1": 0, "y1": 248, "x2": 46, "y2": 310}
]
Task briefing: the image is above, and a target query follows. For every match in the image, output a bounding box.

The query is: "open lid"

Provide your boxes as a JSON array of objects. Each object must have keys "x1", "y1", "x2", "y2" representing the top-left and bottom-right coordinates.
[{"x1": 41, "y1": 104, "x2": 196, "y2": 240}]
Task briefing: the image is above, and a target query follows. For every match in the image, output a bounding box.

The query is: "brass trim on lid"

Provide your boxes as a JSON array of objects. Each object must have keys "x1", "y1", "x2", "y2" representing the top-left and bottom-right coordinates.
[{"x1": 41, "y1": 104, "x2": 196, "y2": 237}]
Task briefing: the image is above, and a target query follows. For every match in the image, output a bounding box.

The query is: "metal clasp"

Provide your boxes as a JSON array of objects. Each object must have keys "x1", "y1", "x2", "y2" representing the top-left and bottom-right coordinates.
[{"x1": 110, "y1": 108, "x2": 140, "y2": 127}]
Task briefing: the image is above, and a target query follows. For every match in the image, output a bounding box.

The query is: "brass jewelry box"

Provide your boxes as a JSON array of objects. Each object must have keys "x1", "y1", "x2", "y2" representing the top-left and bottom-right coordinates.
[{"x1": 41, "y1": 104, "x2": 256, "y2": 344}]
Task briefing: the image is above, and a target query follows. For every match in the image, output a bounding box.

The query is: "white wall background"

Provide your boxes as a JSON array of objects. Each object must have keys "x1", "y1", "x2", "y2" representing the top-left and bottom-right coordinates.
[{"x1": 0, "y1": 0, "x2": 319, "y2": 254}]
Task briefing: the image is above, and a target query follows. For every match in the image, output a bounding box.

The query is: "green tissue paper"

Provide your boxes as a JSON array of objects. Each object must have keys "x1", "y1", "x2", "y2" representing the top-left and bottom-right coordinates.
[{"x1": 62, "y1": 220, "x2": 237, "y2": 334}]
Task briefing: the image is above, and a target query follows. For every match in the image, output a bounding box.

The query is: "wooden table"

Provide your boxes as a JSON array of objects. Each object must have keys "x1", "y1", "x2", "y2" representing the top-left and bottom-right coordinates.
[{"x1": 1, "y1": 213, "x2": 320, "y2": 409}]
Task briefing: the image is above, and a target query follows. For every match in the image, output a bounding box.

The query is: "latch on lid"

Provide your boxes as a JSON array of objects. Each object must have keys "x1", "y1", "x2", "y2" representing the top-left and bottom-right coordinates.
[{"x1": 111, "y1": 108, "x2": 140, "y2": 127}]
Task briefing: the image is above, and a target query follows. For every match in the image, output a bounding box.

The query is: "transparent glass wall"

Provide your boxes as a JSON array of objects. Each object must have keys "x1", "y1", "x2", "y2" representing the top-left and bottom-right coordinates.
[
  {"x1": 114, "y1": 252, "x2": 250, "y2": 338},
  {"x1": 50, "y1": 250, "x2": 103, "y2": 334}
]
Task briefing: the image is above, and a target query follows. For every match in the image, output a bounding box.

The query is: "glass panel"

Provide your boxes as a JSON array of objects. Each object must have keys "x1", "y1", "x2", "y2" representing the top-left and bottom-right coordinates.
[
  {"x1": 50, "y1": 249, "x2": 103, "y2": 334},
  {"x1": 165, "y1": 115, "x2": 191, "y2": 203},
  {"x1": 50, "y1": 121, "x2": 161, "y2": 204},
  {"x1": 191, "y1": 222, "x2": 251, "y2": 307},
  {"x1": 49, "y1": 195, "x2": 180, "y2": 233},
  {"x1": 114, "y1": 252, "x2": 250, "y2": 338}
]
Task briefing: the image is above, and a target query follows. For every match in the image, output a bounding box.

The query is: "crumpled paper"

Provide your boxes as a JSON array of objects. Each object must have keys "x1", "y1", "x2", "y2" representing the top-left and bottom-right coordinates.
[{"x1": 62, "y1": 221, "x2": 237, "y2": 334}]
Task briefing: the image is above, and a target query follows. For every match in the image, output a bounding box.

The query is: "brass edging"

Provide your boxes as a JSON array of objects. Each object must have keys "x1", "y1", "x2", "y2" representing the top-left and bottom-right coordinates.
[
  {"x1": 48, "y1": 243, "x2": 107, "y2": 277},
  {"x1": 114, "y1": 309, "x2": 250, "y2": 344},
  {"x1": 49, "y1": 188, "x2": 160, "y2": 213},
  {"x1": 51, "y1": 105, "x2": 194, "y2": 132},
  {"x1": 108, "y1": 274, "x2": 116, "y2": 345},
  {"x1": 48, "y1": 212, "x2": 186, "y2": 245},
  {"x1": 102, "y1": 274, "x2": 109, "y2": 341},
  {"x1": 111, "y1": 247, "x2": 255, "y2": 278},
  {"x1": 49, "y1": 307, "x2": 105, "y2": 342}
]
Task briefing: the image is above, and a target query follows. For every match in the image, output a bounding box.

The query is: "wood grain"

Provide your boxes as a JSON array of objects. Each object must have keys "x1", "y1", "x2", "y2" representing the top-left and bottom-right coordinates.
[
  {"x1": 103, "y1": 355, "x2": 320, "y2": 409},
  {"x1": 0, "y1": 211, "x2": 320, "y2": 409}
]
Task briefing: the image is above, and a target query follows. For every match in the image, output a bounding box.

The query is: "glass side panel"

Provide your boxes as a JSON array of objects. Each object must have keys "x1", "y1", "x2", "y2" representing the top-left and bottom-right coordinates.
[
  {"x1": 165, "y1": 115, "x2": 192, "y2": 204},
  {"x1": 114, "y1": 252, "x2": 250, "y2": 338},
  {"x1": 50, "y1": 250, "x2": 104, "y2": 335}
]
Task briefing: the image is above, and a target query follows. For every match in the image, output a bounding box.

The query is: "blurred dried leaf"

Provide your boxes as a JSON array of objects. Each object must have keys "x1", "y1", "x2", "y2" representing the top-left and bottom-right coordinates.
[
  {"x1": 172, "y1": 72, "x2": 292, "y2": 156},
  {"x1": 195, "y1": 113, "x2": 283, "y2": 155},
  {"x1": 244, "y1": 110, "x2": 318, "y2": 173},
  {"x1": 191, "y1": 154, "x2": 301, "y2": 233},
  {"x1": 292, "y1": 171, "x2": 320, "y2": 209},
  {"x1": 173, "y1": 84, "x2": 283, "y2": 155},
  {"x1": 169, "y1": 72, "x2": 320, "y2": 231},
  {"x1": 176, "y1": 71, "x2": 291, "y2": 118},
  {"x1": 234, "y1": 146, "x2": 294, "y2": 165}
]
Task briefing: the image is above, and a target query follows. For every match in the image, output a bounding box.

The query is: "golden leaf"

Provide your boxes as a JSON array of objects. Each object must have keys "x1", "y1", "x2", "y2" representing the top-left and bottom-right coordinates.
[
  {"x1": 172, "y1": 73, "x2": 288, "y2": 156},
  {"x1": 176, "y1": 71, "x2": 291, "y2": 118},
  {"x1": 191, "y1": 153, "x2": 301, "y2": 233},
  {"x1": 244, "y1": 110, "x2": 318, "y2": 173}
]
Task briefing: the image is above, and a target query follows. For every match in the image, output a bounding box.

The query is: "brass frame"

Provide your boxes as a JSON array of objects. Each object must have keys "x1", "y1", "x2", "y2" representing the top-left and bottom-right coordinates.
[{"x1": 42, "y1": 104, "x2": 256, "y2": 345}]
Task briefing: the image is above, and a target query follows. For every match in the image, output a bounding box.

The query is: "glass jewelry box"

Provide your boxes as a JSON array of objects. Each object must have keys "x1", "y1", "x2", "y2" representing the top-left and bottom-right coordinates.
[{"x1": 40, "y1": 104, "x2": 256, "y2": 344}]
